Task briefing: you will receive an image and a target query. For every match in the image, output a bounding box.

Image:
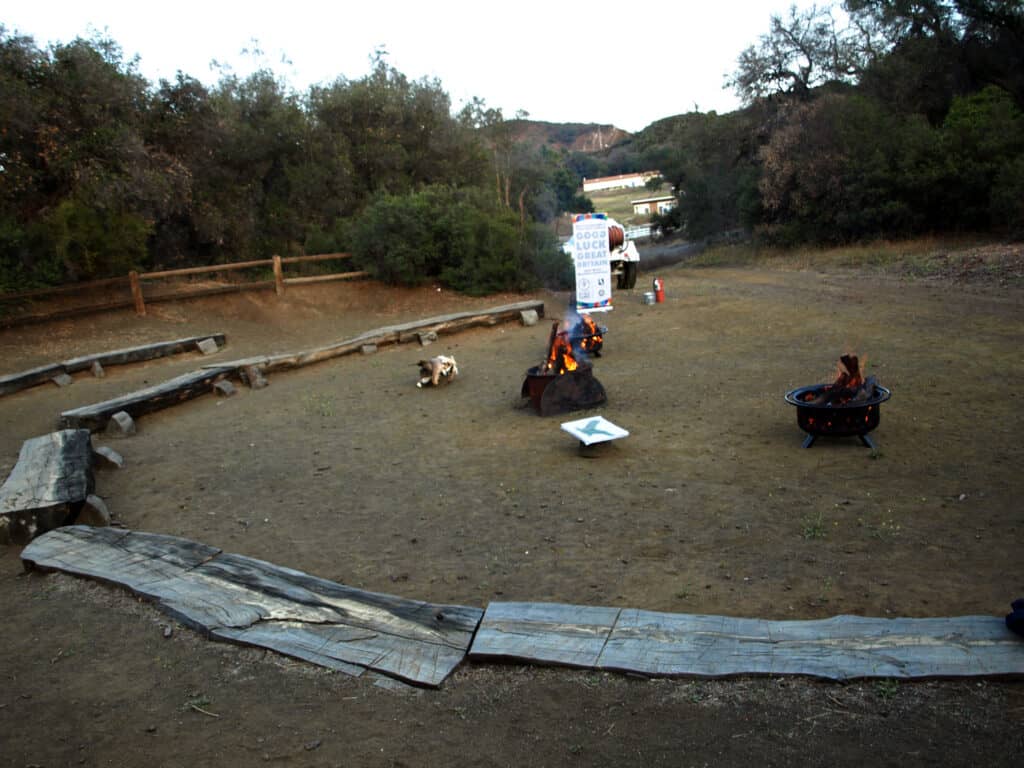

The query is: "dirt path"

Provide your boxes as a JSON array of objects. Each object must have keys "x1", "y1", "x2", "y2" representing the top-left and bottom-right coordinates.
[{"x1": 1, "y1": 265, "x2": 1022, "y2": 766}]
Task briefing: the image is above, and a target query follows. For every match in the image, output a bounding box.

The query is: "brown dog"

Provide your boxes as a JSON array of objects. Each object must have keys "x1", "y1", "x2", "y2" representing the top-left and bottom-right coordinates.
[{"x1": 416, "y1": 355, "x2": 459, "y2": 388}]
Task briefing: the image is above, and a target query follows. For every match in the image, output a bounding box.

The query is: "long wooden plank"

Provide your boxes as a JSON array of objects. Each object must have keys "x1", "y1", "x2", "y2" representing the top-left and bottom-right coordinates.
[
  {"x1": 470, "y1": 602, "x2": 1024, "y2": 680},
  {"x1": 206, "y1": 300, "x2": 546, "y2": 374},
  {"x1": 21, "y1": 527, "x2": 483, "y2": 687},
  {"x1": 0, "y1": 334, "x2": 227, "y2": 396},
  {"x1": 279, "y1": 252, "x2": 352, "y2": 264},
  {"x1": 18, "y1": 525, "x2": 218, "y2": 590},
  {"x1": 0, "y1": 430, "x2": 94, "y2": 544},
  {"x1": 142, "y1": 280, "x2": 276, "y2": 303},
  {"x1": 140, "y1": 259, "x2": 274, "y2": 280},
  {"x1": 0, "y1": 275, "x2": 129, "y2": 302},
  {"x1": 0, "y1": 363, "x2": 66, "y2": 397},
  {"x1": 0, "y1": 298, "x2": 139, "y2": 329},
  {"x1": 60, "y1": 366, "x2": 236, "y2": 431},
  {"x1": 468, "y1": 602, "x2": 621, "y2": 668},
  {"x1": 60, "y1": 334, "x2": 227, "y2": 373},
  {"x1": 282, "y1": 271, "x2": 369, "y2": 286},
  {"x1": 59, "y1": 301, "x2": 543, "y2": 430}
]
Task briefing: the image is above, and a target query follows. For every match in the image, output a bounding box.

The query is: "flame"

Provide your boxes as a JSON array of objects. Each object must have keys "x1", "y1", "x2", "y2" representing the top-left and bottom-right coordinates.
[
  {"x1": 544, "y1": 329, "x2": 578, "y2": 374},
  {"x1": 833, "y1": 354, "x2": 866, "y2": 391},
  {"x1": 801, "y1": 354, "x2": 876, "y2": 406},
  {"x1": 539, "y1": 312, "x2": 605, "y2": 375},
  {"x1": 541, "y1": 319, "x2": 585, "y2": 375},
  {"x1": 577, "y1": 314, "x2": 603, "y2": 355}
]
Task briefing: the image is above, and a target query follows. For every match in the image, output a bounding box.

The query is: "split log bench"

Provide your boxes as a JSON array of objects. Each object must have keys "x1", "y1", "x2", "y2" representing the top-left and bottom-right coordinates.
[
  {"x1": 206, "y1": 300, "x2": 546, "y2": 376},
  {"x1": 469, "y1": 601, "x2": 1024, "y2": 680},
  {"x1": 0, "y1": 429, "x2": 96, "y2": 544},
  {"x1": 22, "y1": 526, "x2": 484, "y2": 688},
  {"x1": 16, "y1": 529, "x2": 1024, "y2": 684},
  {"x1": 60, "y1": 301, "x2": 546, "y2": 431},
  {"x1": 0, "y1": 334, "x2": 226, "y2": 397},
  {"x1": 60, "y1": 366, "x2": 237, "y2": 431}
]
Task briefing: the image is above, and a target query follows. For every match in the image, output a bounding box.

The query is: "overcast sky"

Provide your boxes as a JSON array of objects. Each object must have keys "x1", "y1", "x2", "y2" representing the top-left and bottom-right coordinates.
[{"x1": 4, "y1": 0, "x2": 823, "y2": 132}]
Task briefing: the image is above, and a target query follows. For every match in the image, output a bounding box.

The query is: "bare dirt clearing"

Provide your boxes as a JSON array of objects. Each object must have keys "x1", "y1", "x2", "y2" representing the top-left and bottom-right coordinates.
[{"x1": 1, "y1": 264, "x2": 1022, "y2": 766}]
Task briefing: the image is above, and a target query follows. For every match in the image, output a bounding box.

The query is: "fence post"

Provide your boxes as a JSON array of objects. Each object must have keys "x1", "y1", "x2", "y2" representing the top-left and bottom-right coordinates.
[
  {"x1": 273, "y1": 255, "x2": 284, "y2": 296},
  {"x1": 129, "y1": 270, "x2": 146, "y2": 316}
]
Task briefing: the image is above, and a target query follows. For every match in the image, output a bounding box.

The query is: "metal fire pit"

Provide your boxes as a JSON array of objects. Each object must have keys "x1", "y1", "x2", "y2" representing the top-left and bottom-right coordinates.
[
  {"x1": 521, "y1": 364, "x2": 608, "y2": 417},
  {"x1": 784, "y1": 384, "x2": 892, "y2": 448}
]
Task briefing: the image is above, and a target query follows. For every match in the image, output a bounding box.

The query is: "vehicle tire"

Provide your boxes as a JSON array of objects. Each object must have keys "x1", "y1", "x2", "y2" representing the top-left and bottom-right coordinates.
[{"x1": 623, "y1": 262, "x2": 638, "y2": 289}]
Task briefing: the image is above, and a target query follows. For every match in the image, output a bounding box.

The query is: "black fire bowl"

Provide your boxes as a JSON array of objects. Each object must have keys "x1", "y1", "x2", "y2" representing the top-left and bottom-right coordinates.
[
  {"x1": 784, "y1": 384, "x2": 892, "y2": 449},
  {"x1": 521, "y1": 365, "x2": 608, "y2": 417}
]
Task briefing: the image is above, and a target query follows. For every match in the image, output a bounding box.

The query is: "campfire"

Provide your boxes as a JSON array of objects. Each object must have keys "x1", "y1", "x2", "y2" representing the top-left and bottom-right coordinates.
[
  {"x1": 541, "y1": 313, "x2": 605, "y2": 374},
  {"x1": 784, "y1": 354, "x2": 891, "y2": 448},
  {"x1": 572, "y1": 314, "x2": 605, "y2": 357},
  {"x1": 522, "y1": 316, "x2": 607, "y2": 416},
  {"x1": 798, "y1": 354, "x2": 878, "y2": 406}
]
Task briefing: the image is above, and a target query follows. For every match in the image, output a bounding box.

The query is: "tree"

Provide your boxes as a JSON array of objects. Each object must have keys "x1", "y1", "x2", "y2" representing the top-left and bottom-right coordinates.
[
  {"x1": 348, "y1": 185, "x2": 554, "y2": 294},
  {"x1": 640, "y1": 111, "x2": 762, "y2": 239},
  {"x1": 938, "y1": 85, "x2": 1024, "y2": 228},
  {"x1": 844, "y1": 0, "x2": 1024, "y2": 117},
  {"x1": 756, "y1": 92, "x2": 950, "y2": 241},
  {"x1": 729, "y1": 4, "x2": 864, "y2": 103},
  {"x1": 0, "y1": 31, "x2": 178, "y2": 283}
]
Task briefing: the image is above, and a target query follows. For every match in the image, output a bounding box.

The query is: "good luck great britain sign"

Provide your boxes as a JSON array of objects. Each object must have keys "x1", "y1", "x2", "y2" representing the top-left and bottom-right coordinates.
[{"x1": 572, "y1": 213, "x2": 612, "y2": 312}]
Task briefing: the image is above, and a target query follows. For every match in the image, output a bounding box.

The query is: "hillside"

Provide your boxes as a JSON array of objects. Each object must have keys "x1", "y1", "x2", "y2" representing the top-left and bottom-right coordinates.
[{"x1": 507, "y1": 119, "x2": 632, "y2": 153}]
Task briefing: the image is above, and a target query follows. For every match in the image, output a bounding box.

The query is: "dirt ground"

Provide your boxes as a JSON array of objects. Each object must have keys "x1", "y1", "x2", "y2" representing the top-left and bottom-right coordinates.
[{"x1": 1, "y1": 262, "x2": 1022, "y2": 766}]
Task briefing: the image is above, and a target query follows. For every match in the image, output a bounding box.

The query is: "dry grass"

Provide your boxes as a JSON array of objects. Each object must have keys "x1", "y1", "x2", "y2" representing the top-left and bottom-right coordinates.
[
  {"x1": 585, "y1": 184, "x2": 671, "y2": 225},
  {"x1": 684, "y1": 235, "x2": 1024, "y2": 284}
]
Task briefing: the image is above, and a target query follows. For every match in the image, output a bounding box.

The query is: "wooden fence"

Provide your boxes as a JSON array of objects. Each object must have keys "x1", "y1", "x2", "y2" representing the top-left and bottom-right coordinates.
[{"x1": 0, "y1": 253, "x2": 366, "y2": 327}]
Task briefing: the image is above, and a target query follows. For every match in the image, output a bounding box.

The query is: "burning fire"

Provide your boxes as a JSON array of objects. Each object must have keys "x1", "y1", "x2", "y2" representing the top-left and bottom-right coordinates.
[
  {"x1": 575, "y1": 314, "x2": 604, "y2": 355},
  {"x1": 543, "y1": 321, "x2": 580, "y2": 375},
  {"x1": 539, "y1": 312, "x2": 604, "y2": 375},
  {"x1": 801, "y1": 354, "x2": 878, "y2": 406}
]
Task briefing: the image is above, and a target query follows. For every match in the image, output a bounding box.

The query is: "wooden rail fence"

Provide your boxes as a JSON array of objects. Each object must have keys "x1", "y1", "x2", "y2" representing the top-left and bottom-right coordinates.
[{"x1": 0, "y1": 253, "x2": 366, "y2": 328}]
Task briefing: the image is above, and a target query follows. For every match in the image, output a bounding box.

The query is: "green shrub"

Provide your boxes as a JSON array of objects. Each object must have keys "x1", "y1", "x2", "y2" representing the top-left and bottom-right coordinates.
[{"x1": 350, "y1": 185, "x2": 562, "y2": 295}]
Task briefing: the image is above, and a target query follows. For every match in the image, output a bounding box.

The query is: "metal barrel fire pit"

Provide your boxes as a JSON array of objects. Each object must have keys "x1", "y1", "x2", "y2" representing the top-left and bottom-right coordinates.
[
  {"x1": 784, "y1": 384, "x2": 892, "y2": 449},
  {"x1": 521, "y1": 364, "x2": 607, "y2": 417}
]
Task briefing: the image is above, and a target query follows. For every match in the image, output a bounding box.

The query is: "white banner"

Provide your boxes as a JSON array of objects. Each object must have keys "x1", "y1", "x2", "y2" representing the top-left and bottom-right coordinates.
[{"x1": 572, "y1": 215, "x2": 612, "y2": 312}]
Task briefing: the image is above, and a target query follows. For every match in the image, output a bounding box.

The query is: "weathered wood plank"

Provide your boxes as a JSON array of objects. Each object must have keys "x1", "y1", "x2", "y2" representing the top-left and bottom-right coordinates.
[
  {"x1": 470, "y1": 602, "x2": 1024, "y2": 680},
  {"x1": 0, "y1": 334, "x2": 228, "y2": 396},
  {"x1": 0, "y1": 363, "x2": 66, "y2": 396},
  {"x1": 60, "y1": 334, "x2": 227, "y2": 373},
  {"x1": 204, "y1": 300, "x2": 546, "y2": 374},
  {"x1": 55, "y1": 302, "x2": 544, "y2": 431},
  {"x1": 0, "y1": 430, "x2": 94, "y2": 544},
  {"x1": 59, "y1": 366, "x2": 236, "y2": 431},
  {"x1": 21, "y1": 527, "x2": 483, "y2": 687},
  {"x1": 20, "y1": 525, "x2": 218, "y2": 589},
  {"x1": 469, "y1": 602, "x2": 621, "y2": 669}
]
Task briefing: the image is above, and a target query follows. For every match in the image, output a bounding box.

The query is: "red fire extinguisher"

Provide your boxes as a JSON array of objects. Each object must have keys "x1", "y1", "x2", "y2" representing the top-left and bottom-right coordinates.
[{"x1": 653, "y1": 277, "x2": 665, "y2": 303}]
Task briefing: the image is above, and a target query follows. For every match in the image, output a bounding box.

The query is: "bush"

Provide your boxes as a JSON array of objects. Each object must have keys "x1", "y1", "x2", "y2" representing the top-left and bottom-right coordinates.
[
  {"x1": 350, "y1": 185, "x2": 563, "y2": 294},
  {"x1": 29, "y1": 198, "x2": 151, "y2": 282}
]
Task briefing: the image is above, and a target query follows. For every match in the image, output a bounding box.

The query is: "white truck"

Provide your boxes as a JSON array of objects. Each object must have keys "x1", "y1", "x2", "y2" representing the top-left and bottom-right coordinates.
[{"x1": 562, "y1": 218, "x2": 640, "y2": 290}]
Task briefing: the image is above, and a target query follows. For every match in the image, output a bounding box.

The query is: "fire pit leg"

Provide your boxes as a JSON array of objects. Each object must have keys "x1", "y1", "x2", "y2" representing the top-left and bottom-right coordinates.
[
  {"x1": 859, "y1": 434, "x2": 877, "y2": 450},
  {"x1": 801, "y1": 434, "x2": 816, "y2": 449}
]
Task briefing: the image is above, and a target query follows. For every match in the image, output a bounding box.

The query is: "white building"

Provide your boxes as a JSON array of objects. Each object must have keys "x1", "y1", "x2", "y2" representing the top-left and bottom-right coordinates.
[
  {"x1": 631, "y1": 195, "x2": 677, "y2": 216},
  {"x1": 582, "y1": 171, "x2": 661, "y2": 194}
]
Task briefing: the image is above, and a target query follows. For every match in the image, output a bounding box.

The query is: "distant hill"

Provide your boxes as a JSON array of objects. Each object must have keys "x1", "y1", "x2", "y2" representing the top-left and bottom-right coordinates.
[{"x1": 506, "y1": 120, "x2": 632, "y2": 154}]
